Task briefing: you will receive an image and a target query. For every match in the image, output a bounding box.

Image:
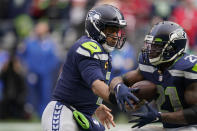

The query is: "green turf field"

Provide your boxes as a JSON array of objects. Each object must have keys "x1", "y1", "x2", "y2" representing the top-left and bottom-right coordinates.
[
  {"x1": 0, "y1": 122, "x2": 163, "y2": 131},
  {"x1": 0, "y1": 122, "x2": 42, "y2": 131}
]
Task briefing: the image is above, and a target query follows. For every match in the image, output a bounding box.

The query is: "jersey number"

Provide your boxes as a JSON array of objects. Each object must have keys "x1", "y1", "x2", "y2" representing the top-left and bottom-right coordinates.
[{"x1": 156, "y1": 85, "x2": 182, "y2": 112}]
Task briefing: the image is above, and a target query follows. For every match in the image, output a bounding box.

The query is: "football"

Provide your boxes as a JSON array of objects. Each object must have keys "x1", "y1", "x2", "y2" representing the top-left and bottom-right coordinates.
[{"x1": 131, "y1": 80, "x2": 157, "y2": 101}]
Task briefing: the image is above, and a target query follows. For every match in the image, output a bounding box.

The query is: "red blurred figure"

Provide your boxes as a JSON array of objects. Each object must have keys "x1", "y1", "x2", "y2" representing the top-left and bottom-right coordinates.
[{"x1": 170, "y1": 0, "x2": 197, "y2": 48}]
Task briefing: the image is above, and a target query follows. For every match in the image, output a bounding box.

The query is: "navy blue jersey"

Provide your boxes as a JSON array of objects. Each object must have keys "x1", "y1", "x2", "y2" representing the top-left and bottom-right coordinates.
[
  {"x1": 52, "y1": 36, "x2": 112, "y2": 116},
  {"x1": 138, "y1": 53, "x2": 197, "y2": 128}
]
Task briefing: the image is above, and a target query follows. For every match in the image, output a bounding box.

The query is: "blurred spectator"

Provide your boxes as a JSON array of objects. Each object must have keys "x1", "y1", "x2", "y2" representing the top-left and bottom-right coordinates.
[
  {"x1": 110, "y1": 42, "x2": 138, "y2": 80},
  {"x1": 14, "y1": 14, "x2": 34, "y2": 40},
  {"x1": 0, "y1": 51, "x2": 28, "y2": 119},
  {"x1": 150, "y1": 0, "x2": 177, "y2": 20},
  {"x1": 0, "y1": 50, "x2": 10, "y2": 102},
  {"x1": 170, "y1": 0, "x2": 197, "y2": 49},
  {"x1": 0, "y1": 0, "x2": 32, "y2": 19},
  {"x1": 18, "y1": 21, "x2": 61, "y2": 118},
  {"x1": 30, "y1": 0, "x2": 71, "y2": 19},
  {"x1": 120, "y1": 0, "x2": 151, "y2": 30},
  {"x1": 62, "y1": 0, "x2": 97, "y2": 50}
]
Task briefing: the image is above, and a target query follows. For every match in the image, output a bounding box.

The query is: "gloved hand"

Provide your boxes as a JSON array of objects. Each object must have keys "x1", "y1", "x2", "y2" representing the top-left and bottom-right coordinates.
[
  {"x1": 129, "y1": 102, "x2": 161, "y2": 128},
  {"x1": 114, "y1": 83, "x2": 140, "y2": 112}
]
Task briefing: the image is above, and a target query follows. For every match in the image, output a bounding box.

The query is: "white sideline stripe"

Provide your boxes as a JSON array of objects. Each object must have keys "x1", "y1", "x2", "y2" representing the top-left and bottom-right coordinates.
[{"x1": 139, "y1": 64, "x2": 156, "y2": 73}]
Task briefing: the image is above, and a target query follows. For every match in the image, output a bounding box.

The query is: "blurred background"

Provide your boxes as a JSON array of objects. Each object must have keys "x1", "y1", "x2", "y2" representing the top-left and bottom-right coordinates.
[{"x1": 0, "y1": 0, "x2": 197, "y2": 130}]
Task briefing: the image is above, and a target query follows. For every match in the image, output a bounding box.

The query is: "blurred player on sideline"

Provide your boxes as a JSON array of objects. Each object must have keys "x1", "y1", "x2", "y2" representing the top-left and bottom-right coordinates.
[
  {"x1": 42, "y1": 4, "x2": 139, "y2": 131},
  {"x1": 110, "y1": 21, "x2": 197, "y2": 130}
]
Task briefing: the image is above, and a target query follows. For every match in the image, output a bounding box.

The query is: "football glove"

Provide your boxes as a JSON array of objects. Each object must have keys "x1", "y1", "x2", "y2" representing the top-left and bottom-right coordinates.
[
  {"x1": 114, "y1": 83, "x2": 140, "y2": 112},
  {"x1": 129, "y1": 102, "x2": 161, "y2": 128}
]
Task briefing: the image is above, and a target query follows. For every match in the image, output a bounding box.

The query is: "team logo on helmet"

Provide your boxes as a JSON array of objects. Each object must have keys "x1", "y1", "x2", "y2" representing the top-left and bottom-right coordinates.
[
  {"x1": 86, "y1": 10, "x2": 101, "y2": 22},
  {"x1": 169, "y1": 29, "x2": 187, "y2": 43}
]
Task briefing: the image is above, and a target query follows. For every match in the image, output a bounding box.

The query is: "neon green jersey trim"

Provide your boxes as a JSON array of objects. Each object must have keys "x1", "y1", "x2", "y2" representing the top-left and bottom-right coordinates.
[
  {"x1": 82, "y1": 42, "x2": 102, "y2": 54},
  {"x1": 192, "y1": 63, "x2": 197, "y2": 72}
]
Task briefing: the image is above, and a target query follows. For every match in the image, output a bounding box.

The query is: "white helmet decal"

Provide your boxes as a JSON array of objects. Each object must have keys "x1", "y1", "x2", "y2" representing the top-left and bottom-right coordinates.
[
  {"x1": 86, "y1": 10, "x2": 101, "y2": 22},
  {"x1": 169, "y1": 29, "x2": 187, "y2": 43}
]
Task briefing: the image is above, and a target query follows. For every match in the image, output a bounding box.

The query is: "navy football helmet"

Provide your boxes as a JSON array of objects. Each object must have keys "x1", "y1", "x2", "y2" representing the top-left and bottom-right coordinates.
[
  {"x1": 142, "y1": 21, "x2": 188, "y2": 66},
  {"x1": 85, "y1": 4, "x2": 127, "y2": 52}
]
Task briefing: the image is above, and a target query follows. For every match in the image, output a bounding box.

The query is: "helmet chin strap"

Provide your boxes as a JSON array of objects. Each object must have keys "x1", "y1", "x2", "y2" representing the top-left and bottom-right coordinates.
[
  {"x1": 102, "y1": 43, "x2": 115, "y2": 53},
  {"x1": 149, "y1": 48, "x2": 185, "y2": 66},
  {"x1": 149, "y1": 56, "x2": 161, "y2": 66}
]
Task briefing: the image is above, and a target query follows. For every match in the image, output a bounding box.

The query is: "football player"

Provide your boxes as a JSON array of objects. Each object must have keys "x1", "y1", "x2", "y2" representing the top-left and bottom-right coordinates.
[
  {"x1": 41, "y1": 4, "x2": 139, "y2": 131},
  {"x1": 110, "y1": 21, "x2": 197, "y2": 130}
]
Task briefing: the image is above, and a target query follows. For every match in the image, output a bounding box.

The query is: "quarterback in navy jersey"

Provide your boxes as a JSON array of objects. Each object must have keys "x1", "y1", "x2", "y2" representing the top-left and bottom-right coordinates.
[
  {"x1": 110, "y1": 21, "x2": 197, "y2": 130},
  {"x1": 41, "y1": 4, "x2": 139, "y2": 131}
]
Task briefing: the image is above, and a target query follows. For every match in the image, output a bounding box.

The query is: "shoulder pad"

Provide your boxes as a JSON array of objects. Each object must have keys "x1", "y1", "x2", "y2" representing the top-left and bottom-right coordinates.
[
  {"x1": 169, "y1": 54, "x2": 197, "y2": 79},
  {"x1": 174, "y1": 54, "x2": 197, "y2": 71},
  {"x1": 81, "y1": 42, "x2": 102, "y2": 54},
  {"x1": 185, "y1": 55, "x2": 197, "y2": 73},
  {"x1": 76, "y1": 41, "x2": 108, "y2": 60}
]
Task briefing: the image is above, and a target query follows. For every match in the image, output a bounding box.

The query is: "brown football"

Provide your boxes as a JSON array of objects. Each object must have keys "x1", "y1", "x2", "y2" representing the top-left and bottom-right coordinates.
[{"x1": 131, "y1": 80, "x2": 157, "y2": 101}]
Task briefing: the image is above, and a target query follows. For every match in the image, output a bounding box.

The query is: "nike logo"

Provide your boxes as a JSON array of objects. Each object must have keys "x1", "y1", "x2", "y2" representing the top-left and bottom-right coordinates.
[
  {"x1": 117, "y1": 84, "x2": 121, "y2": 93},
  {"x1": 90, "y1": 44, "x2": 97, "y2": 49}
]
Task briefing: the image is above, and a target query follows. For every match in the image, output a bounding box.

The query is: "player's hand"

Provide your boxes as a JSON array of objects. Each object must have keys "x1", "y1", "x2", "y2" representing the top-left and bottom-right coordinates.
[
  {"x1": 129, "y1": 102, "x2": 161, "y2": 128},
  {"x1": 114, "y1": 83, "x2": 140, "y2": 112},
  {"x1": 125, "y1": 99, "x2": 146, "y2": 111},
  {"x1": 95, "y1": 104, "x2": 115, "y2": 129}
]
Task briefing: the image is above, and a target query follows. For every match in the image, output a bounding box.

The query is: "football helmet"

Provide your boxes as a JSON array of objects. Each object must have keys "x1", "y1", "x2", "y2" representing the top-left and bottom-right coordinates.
[
  {"x1": 142, "y1": 21, "x2": 188, "y2": 66},
  {"x1": 85, "y1": 4, "x2": 127, "y2": 52}
]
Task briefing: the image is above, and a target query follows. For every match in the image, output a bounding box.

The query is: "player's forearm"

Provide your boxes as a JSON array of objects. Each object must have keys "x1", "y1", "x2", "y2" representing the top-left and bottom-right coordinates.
[
  {"x1": 161, "y1": 110, "x2": 187, "y2": 124},
  {"x1": 109, "y1": 69, "x2": 144, "y2": 92},
  {"x1": 92, "y1": 80, "x2": 111, "y2": 103},
  {"x1": 123, "y1": 69, "x2": 144, "y2": 87}
]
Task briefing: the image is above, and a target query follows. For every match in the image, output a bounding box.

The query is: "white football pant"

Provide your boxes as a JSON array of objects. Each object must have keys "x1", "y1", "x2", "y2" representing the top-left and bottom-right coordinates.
[{"x1": 41, "y1": 101, "x2": 79, "y2": 131}]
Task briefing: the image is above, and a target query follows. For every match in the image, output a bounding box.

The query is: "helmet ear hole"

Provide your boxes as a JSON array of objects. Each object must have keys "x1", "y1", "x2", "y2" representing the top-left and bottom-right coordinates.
[{"x1": 163, "y1": 44, "x2": 176, "y2": 59}]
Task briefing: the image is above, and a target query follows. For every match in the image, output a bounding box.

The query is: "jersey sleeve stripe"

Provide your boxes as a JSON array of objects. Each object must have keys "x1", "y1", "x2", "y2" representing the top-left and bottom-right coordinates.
[
  {"x1": 169, "y1": 70, "x2": 197, "y2": 79},
  {"x1": 93, "y1": 54, "x2": 109, "y2": 60},
  {"x1": 76, "y1": 47, "x2": 91, "y2": 57},
  {"x1": 139, "y1": 64, "x2": 156, "y2": 73},
  {"x1": 76, "y1": 46, "x2": 109, "y2": 60}
]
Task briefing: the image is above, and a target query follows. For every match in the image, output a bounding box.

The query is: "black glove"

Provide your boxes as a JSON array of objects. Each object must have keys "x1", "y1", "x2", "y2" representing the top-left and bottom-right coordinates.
[
  {"x1": 114, "y1": 83, "x2": 140, "y2": 112},
  {"x1": 129, "y1": 102, "x2": 161, "y2": 128}
]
